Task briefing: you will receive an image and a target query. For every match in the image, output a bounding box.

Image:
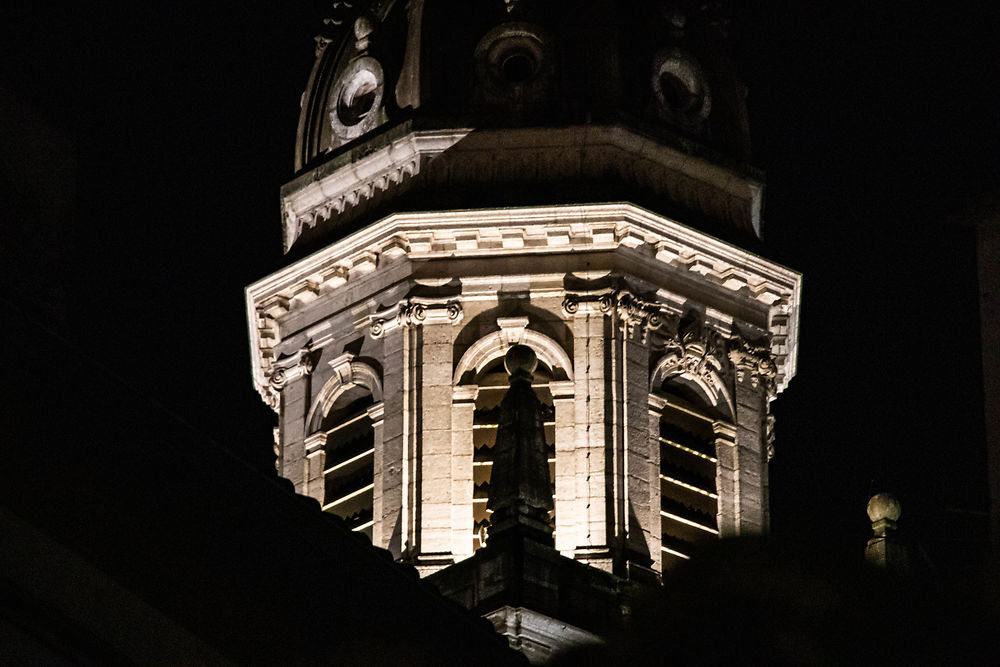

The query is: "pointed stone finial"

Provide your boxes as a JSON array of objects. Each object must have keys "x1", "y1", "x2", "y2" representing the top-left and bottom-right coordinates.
[
  {"x1": 485, "y1": 345, "x2": 554, "y2": 545},
  {"x1": 865, "y1": 493, "x2": 909, "y2": 570}
]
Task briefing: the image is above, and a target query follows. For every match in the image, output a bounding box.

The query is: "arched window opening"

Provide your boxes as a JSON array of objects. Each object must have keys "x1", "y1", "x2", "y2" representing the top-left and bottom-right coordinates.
[
  {"x1": 472, "y1": 357, "x2": 556, "y2": 551},
  {"x1": 321, "y1": 385, "x2": 375, "y2": 540},
  {"x1": 658, "y1": 391, "x2": 720, "y2": 569}
]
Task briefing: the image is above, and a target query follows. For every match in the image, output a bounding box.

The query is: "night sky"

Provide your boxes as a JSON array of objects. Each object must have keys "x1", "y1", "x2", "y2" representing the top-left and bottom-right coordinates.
[{"x1": 3, "y1": 2, "x2": 997, "y2": 565}]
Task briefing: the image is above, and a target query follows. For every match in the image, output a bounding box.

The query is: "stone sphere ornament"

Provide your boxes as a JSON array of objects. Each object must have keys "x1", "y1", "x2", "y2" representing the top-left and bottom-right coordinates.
[
  {"x1": 504, "y1": 344, "x2": 538, "y2": 378},
  {"x1": 867, "y1": 492, "x2": 902, "y2": 523}
]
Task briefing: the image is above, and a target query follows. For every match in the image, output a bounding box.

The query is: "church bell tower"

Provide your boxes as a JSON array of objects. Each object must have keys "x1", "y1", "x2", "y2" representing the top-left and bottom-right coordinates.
[{"x1": 247, "y1": 0, "x2": 800, "y2": 660}]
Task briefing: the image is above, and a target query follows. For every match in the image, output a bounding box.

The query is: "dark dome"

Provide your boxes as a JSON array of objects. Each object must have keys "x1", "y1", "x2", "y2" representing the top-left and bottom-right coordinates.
[
  {"x1": 296, "y1": 0, "x2": 750, "y2": 170},
  {"x1": 282, "y1": 0, "x2": 763, "y2": 256}
]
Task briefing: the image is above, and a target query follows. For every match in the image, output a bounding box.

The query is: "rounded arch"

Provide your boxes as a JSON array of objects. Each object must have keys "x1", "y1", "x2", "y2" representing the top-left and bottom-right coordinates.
[
  {"x1": 650, "y1": 355, "x2": 734, "y2": 422},
  {"x1": 307, "y1": 359, "x2": 383, "y2": 434},
  {"x1": 453, "y1": 329, "x2": 573, "y2": 385}
]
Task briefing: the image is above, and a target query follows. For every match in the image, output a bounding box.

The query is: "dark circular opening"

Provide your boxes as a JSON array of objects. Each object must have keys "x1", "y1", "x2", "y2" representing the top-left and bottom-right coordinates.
[
  {"x1": 658, "y1": 72, "x2": 698, "y2": 111},
  {"x1": 501, "y1": 53, "x2": 536, "y2": 84},
  {"x1": 338, "y1": 74, "x2": 378, "y2": 126}
]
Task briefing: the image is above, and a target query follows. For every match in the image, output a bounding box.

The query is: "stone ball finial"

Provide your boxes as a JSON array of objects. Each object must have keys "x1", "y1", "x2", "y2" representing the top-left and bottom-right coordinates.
[
  {"x1": 867, "y1": 492, "x2": 901, "y2": 523},
  {"x1": 504, "y1": 344, "x2": 538, "y2": 378}
]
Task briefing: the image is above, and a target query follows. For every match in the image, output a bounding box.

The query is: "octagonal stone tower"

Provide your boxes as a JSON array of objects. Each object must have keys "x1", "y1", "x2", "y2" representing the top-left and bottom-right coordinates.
[{"x1": 247, "y1": 0, "x2": 800, "y2": 659}]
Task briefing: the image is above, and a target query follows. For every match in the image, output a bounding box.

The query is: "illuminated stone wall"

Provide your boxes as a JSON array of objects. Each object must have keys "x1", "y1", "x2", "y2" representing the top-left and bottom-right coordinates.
[{"x1": 248, "y1": 203, "x2": 800, "y2": 575}]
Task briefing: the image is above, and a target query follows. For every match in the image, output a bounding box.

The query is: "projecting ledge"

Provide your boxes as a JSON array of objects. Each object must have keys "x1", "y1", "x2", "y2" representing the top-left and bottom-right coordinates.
[
  {"x1": 424, "y1": 533, "x2": 628, "y2": 643},
  {"x1": 486, "y1": 605, "x2": 602, "y2": 666}
]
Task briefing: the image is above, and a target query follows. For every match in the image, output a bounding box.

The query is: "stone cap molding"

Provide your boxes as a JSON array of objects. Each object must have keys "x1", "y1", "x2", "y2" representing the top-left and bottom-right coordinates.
[
  {"x1": 280, "y1": 124, "x2": 764, "y2": 253},
  {"x1": 282, "y1": 128, "x2": 471, "y2": 253},
  {"x1": 247, "y1": 202, "x2": 801, "y2": 409}
]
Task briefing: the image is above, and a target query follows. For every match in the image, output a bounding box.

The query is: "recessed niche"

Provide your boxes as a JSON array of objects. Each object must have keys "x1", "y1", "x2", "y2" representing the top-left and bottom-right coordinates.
[
  {"x1": 501, "y1": 52, "x2": 537, "y2": 84},
  {"x1": 328, "y1": 56, "x2": 386, "y2": 145},
  {"x1": 651, "y1": 48, "x2": 711, "y2": 129},
  {"x1": 337, "y1": 70, "x2": 379, "y2": 126},
  {"x1": 473, "y1": 22, "x2": 555, "y2": 107}
]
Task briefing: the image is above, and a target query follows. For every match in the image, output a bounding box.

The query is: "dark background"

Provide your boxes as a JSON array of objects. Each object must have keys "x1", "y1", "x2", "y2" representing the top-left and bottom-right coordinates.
[{"x1": 3, "y1": 1, "x2": 996, "y2": 567}]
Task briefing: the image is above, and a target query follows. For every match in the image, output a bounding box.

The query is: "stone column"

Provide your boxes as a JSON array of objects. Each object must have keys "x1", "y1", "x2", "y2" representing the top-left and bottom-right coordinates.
[{"x1": 451, "y1": 385, "x2": 478, "y2": 560}]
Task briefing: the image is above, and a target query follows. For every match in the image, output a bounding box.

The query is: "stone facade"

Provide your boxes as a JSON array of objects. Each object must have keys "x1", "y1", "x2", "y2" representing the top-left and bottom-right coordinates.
[
  {"x1": 246, "y1": 1, "x2": 802, "y2": 656},
  {"x1": 247, "y1": 203, "x2": 800, "y2": 575}
]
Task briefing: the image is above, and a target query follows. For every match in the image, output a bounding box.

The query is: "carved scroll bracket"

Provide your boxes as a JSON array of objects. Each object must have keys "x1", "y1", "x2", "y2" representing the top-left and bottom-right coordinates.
[{"x1": 268, "y1": 344, "x2": 318, "y2": 395}]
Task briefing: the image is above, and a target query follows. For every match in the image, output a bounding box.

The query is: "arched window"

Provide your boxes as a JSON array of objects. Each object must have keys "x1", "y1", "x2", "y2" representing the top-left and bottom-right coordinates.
[
  {"x1": 320, "y1": 385, "x2": 375, "y2": 540},
  {"x1": 657, "y1": 389, "x2": 721, "y2": 569},
  {"x1": 471, "y1": 357, "x2": 556, "y2": 551}
]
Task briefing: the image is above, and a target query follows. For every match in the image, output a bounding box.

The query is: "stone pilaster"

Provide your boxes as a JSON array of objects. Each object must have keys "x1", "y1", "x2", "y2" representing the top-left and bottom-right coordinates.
[
  {"x1": 303, "y1": 431, "x2": 327, "y2": 505},
  {"x1": 373, "y1": 296, "x2": 464, "y2": 569},
  {"x1": 367, "y1": 401, "x2": 385, "y2": 541},
  {"x1": 565, "y1": 298, "x2": 612, "y2": 567},
  {"x1": 376, "y1": 323, "x2": 406, "y2": 556},
  {"x1": 451, "y1": 385, "x2": 478, "y2": 560},
  {"x1": 607, "y1": 307, "x2": 656, "y2": 568},
  {"x1": 712, "y1": 421, "x2": 738, "y2": 537},
  {"x1": 270, "y1": 349, "x2": 314, "y2": 493},
  {"x1": 625, "y1": 325, "x2": 657, "y2": 567},
  {"x1": 550, "y1": 380, "x2": 576, "y2": 555},
  {"x1": 418, "y1": 322, "x2": 459, "y2": 564},
  {"x1": 647, "y1": 395, "x2": 668, "y2": 572},
  {"x1": 728, "y1": 339, "x2": 776, "y2": 534},
  {"x1": 608, "y1": 291, "x2": 668, "y2": 569}
]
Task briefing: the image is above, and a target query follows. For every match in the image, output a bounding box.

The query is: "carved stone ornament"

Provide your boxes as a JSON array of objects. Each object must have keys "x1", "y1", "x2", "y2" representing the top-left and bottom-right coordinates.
[
  {"x1": 269, "y1": 366, "x2": 288, "y2": 392},
  {"x1": 328, "y1": 55, "x2": 386, "y2": 146},
  {"x1": 651, "y1": 47, "x2": 711, "y2": 132},
  {"x1": 563, "y1": 289, "x2": 675, "y2": 342},
  {"x1": 661, "y1": 317, "x2": 725, "y2": 383},
  {"x1": 369, "y1": 297, "x2": 464, "y2": 338},
  {"x1": 612, "y1": 291, "x2": 674, "y2": 341},
  {"x1": 268, "y1": 345, "x2": 317, "y2": 392},
  {"x1": 314, "y1": 2, "x2": 357, "y2": 55},
  {"x1": 728, "y1": 336, "x2": 777, "y2": 397},
  {"x1": 263, "y1": 386, "x2": 281, "y2": 410}
]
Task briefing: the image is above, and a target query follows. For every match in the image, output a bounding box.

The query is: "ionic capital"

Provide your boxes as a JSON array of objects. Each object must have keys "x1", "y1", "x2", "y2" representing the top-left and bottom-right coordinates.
[
  {"x1": 268, "y1": 345, "x2": 317, "y2": 391},
  {"x1": 369, "y1": 297, "x2": 463, "y2": 338}
]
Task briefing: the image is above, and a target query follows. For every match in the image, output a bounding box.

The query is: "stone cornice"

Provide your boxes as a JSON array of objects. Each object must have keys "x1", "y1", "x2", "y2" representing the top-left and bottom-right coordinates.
[
  {"x1": 282, "y1": 124, "x2": 764, "y2": 253},
  {"x1": 246, "y1": 203, "x2": 801, "y2": 408},
  {"x1": 282, "y1": 129, "x2": 472, "y2": 252}
]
